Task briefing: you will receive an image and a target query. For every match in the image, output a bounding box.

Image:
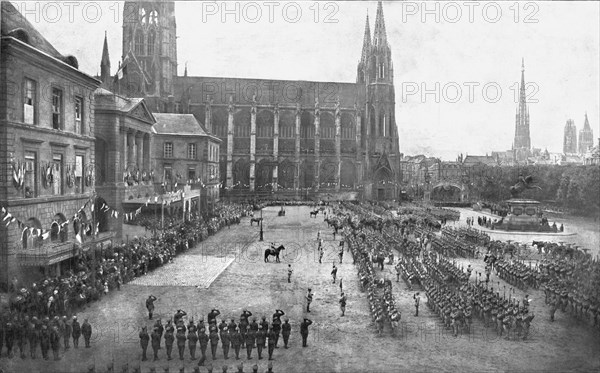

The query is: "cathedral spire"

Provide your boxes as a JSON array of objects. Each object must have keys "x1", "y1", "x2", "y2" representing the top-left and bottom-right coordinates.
[
  {"x1": 514, "y1": 58, "x2": 531, "y2": 160},
  {"x1": 100, "y1": 31, "x2": 111, "y2": 84},
  {"x1": 584, "y1": 112, "x2": 590, "y2": 130},
  {"x1": 373, "y1": 1, "x2": 387, "y2": 48},
  {"x1": 360, "y1": 14, "x2": 371, "y2": 64}
]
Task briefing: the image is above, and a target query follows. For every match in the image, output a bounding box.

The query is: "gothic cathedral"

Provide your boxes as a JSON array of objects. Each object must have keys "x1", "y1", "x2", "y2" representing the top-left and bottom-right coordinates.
[{"x1": 108, "y1": 0, "x2": 400, "y2": 200}]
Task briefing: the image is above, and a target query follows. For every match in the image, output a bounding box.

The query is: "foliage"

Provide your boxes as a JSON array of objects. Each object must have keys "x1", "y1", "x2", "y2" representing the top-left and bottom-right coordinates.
[{"x1": 468, "y1": 165, "x2": 600, "y2": 216}]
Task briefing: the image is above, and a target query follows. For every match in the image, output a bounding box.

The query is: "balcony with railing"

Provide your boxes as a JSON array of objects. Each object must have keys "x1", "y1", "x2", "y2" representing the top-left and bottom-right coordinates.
[{"x1": 17, "y1": 232, "x2": 116, "y2": 267}]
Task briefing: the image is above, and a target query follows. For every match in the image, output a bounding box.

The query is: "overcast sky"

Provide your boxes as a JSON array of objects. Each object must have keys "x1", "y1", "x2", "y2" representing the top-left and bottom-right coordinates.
[{"x1": 16, "y1": 1, "x2": 600, "y2": 160}]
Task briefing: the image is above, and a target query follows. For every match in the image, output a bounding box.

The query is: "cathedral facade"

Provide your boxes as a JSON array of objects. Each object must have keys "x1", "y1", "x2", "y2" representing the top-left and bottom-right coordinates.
[{"x1": 108, "y1": 1, "x2": 400, "y2": 200}]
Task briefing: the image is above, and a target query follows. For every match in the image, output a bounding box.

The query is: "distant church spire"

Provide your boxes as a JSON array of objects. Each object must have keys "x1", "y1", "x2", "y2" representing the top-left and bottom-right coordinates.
[
  {"x1": 360, "y1": 14, "x2": 371, "y2": 64},
  {"x1": 184, "y1": 62, "x2": 188, "y2": 77},
  {"x1": 578, "y1": 112, "x2": 594, "y2": 154},
  {"x1": 373, "y1": 1, "x2": 387, "y2": 48},
  {"x1": 100, "y1": 31, "x2": 111, "y2": 84},
  {"x1": 514, "y1": 58, "x2": 531, "y2": 162}
]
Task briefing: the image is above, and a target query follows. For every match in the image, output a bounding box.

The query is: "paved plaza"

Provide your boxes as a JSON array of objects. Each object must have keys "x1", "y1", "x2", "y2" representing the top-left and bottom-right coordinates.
[{"x1": 1, "y1": 206, "x2": 599, "y2": 373}]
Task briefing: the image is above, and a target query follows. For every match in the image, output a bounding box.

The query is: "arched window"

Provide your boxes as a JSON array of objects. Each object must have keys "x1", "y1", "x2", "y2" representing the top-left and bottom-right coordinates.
[
  {"x1": 139, "y1": 7, "x2": 147, "y2": 24},
  {"x1": 22, "y1": 218, "x2": 42, "y2": 249},
  {"x1": 50, "y1": 222, "x2": 60, "y2": 242},
  {"x1": 147, "y1": 30, "x2": 155, "y2": 55},
  {"x1": 22, "y1": 228, "x2": 30, "y2": 249},
  {"x1": 379, "y1": 111, "x2": 386, "y2": 137},
  {"x1": 52, "y1": 213, "x2": 68, "y2": 242},
  {"x1": 135, "y1": 30, "x2": 145, "y2": 56},
  {"x1": 149, "y1": 10, "x2": 159, "y2": 25}
]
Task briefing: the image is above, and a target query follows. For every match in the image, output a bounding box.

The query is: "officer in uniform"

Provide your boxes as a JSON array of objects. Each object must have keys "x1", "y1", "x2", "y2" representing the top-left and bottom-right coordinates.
[
  {"x1": 151, "y1": 327, "x2": 161, "y2": 361},
  {"x1": 331, "y1": 264, "x2": 338, "y2": 283},
  {"x1": 82, "y1": 319, "x2": 92, "y2": 348},
  {"x1": 156, "y1": 319, "x2": 164, "y2": 349},
  {"x1": 164, "y1": 327, "x2": 175, "y2": 360},
  {"x1": 198, "y1": 328, "x2": 208, "y2": 364},
  {"x1": 139, "y1": 326, "x2": 150, "y2": 361},
  {"x1": 266, "y1": 327, "x2": 276, "y2": 360},
  {"x1": 146, "y1": 295, "x2": 158, "y2": 320},
  {"x1": 218, "y1": 319, "x2": 228, "y2": 333},
  {"x1": 228, "y1": 319, "x2": 237, "y2": 333},
  {"x1": 230, "y1": 327, "x2": 242, "y2": 359},
  {"x1": 188, "y1": 327, "x2": 198, "y2": 360},
  {"x1": 209, "y1": 329, "x2": 220, "y2": 360},
  {"x1": 339, "y1": 293, "x2": 347, "y2": 317},
  {"x1": 221, "y1": 326, "x2": 230, "y2": 359},
  {"x1": 245, "y1": 330, "x2": 254, "y2": 359},
  {"x1": 255, "y1": 328, "x2": 265, "y2": 360},
  {"x1": 281, "y1": 318, "x2": 291, "y2": 349},
  {"x1": 249, "y1": 317, "x2": 259, "y2": 335},
  {"x1": 259, "y1": 316, "x2": 269, "y2": 332},
  {"x1": 300, "y1": 318, "x2": 312, "y2": 347},
  {"x1": 176, "y1": 327, "x2": 187, "y2": 360},
  {"x1": 306, "y1": 289, "x2": 313, "y2": 313},
  {"x1": 208, "y1": 309, "x2": 221, "y2": 325},
  {"x1": 271, "y1": 310, "x2": 284, "y2": 348},
  {"x1": 174, "y1": 310, "x2": 187, "y2": 326}
]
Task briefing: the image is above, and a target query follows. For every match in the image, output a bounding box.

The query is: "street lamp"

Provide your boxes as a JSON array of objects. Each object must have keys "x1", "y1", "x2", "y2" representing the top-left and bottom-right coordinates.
[{"x1": 259, "y1": 208, "x2": 264, "y2": 241}]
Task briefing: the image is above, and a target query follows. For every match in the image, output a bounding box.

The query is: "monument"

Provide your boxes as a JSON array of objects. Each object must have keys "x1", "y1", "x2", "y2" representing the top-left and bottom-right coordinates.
[{"x1": 493, "y1": 174, "x2": 559, "y2": 232}]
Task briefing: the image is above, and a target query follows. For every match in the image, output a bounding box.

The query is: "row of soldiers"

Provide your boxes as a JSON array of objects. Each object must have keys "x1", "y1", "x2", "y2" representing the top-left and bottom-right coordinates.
[
  {"x1": 140, "y1": 306, "x2": 313, "y2": 364},
  {"x1": 79, "y1": 361, "x2": 275, "y2": 373},
  {"x1": 544, "y1": 281, "x2": 600, "y2": 328},
  {"x1": 495, "y1": 259, "x2": 540, "y2": 290},
  {"x1": 0, "y1": 314, "x2": 92, "y2": 360}
]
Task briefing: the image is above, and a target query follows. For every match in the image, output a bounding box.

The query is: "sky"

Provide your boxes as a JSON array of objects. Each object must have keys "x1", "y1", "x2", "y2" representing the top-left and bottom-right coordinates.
[{"x1": 14, "y1": 1, "x2": 600, "y2": 160}]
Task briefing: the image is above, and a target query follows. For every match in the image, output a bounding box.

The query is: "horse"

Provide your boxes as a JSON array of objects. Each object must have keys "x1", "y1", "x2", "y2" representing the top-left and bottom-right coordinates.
[
  {"x1": 372, "y1": 254, "x2": 385, "y2": 271},
  {"x1": 264, "y1": 244, "x2": 285, "y2": 262},
  {"x1": 309, "y1": 210, "x2": 319, "y2": 218},
  {"x1": 510, "y1": 174, "x2": 541, "y2": 197},
  {"x1": 250, "y1": 217, "x2": 263, "y2": 226}
]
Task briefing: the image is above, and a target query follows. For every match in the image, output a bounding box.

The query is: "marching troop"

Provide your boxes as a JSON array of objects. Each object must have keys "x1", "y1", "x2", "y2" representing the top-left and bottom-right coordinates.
[{"x1": 137, "y1": 305, "x2": 312, "y2": 367}]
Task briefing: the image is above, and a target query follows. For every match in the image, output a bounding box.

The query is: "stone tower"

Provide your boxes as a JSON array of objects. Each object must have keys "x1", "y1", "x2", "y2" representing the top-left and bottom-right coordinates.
[
  {"x1": 356, "y1": 2, "x2": 399, "y2": 200},
  {"x1": 563, "y1": 119, "x2": 577, "y2": 154},
  {"x1": 365, "y1": 2, "x2": 397, "y2": 155},
  {"x1": 121, "y1": 0, "x2": 177, "y2": 98},
  {"x1": 578, "y1": 113, "x2": 594, "y2": 154},
  {"x1": 513, "y1": 58, "x2": 531, "y2": 163}
]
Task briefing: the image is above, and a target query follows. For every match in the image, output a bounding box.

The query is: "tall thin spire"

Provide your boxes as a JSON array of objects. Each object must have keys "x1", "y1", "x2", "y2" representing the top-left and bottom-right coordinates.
[
  {"x1": 360, "y1": 14, "x2": 371, "y2": 64},
  {"x1": 514, "y1": 58, "x2": 531, "y2": 160},
  {"x1": 100, "y1": 31, "x2": 111, "y2": 84},
  {"x1": 184, "y1": 62, "x2": 188, "y2": 77},
  {"x1": 373, "y1": 1, "x2": 387, "y2": 48}
]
